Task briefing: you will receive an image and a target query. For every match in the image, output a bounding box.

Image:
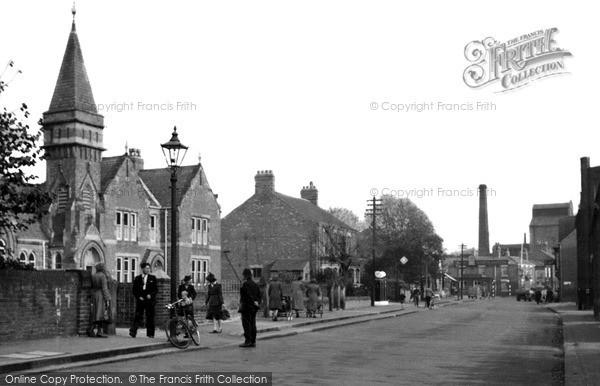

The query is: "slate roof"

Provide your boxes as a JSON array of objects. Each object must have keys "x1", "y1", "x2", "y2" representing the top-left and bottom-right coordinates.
[
  {"x1": 274, "y1": 192, "x2": 355, "y2": 231},
  {"x1": 138, "y1": 165, "x2": 201, "y2": 207},
  {"x1": 100, "y1": 155, "x2": 126, "y2": 192},
  {"x1": 47, "y1": 21, "x2": 97, "y2": 114},
  {"x1": 270, "y1": 258, "x2": 309, "y2": 271},
  {"x1": 16, "y1": 221, "x2": 49, "y2": 242},
  {"x1": 532, "y1": 203, "x2": 572, "y2": 210}
]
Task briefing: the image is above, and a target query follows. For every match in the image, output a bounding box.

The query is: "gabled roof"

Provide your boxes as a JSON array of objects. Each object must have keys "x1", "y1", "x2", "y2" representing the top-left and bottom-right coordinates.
[
  {"x1": 532, "y1": 203, "x2": 572, "y2": 210},
  {"x1": 16, "y1": 221, "x2": 49, "y2": 242},
  {"x1": 138, "y1": 165, "x2": 201, "y2": 207},
  {"x1": 270, "y1": 258, "x2": 309, "y2": 271},
  {"x1": 47, "y1": 21, "x2": 97, "y2": 114},
  {"x1": 100, "y1": 155, "x2": 126, "y2": 192},
  {"x1": 274, "y1": 192, "x2": 355, "y2": 231}
]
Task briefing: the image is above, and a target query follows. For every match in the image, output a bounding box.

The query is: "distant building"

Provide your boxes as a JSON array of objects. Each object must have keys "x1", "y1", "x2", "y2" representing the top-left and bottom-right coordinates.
[
  {"x1": 558, "y1": 216, "x2": 577, "y2": 302},
  {"x1": 444, "y1": 251, "x2": 519, "y2": 297},
  {"x1": 0, "y1": 15, "x2": 221, "y2": 284},
  {"x1": 221, "y1": 171, "x2": 357, "y2": 282}
]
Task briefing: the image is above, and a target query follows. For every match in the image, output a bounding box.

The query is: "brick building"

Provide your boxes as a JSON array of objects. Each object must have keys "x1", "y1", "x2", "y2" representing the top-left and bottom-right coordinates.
[
  {"x1": 444, "y1": 251, "x2": 519, "y2": 297},
  {"x1": 221, "y1": 171, "x2": 357, "y2": 282},
  {"x1": 0, "y1": 14, "x2": 221, "y2": 285},
  {"x1": 576, "y1": 157, "x2": 600, "y2": 317}
]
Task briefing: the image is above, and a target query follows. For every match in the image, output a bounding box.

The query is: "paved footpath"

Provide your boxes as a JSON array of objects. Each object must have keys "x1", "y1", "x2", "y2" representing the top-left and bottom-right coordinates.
[
  {"x1": 546, "y1": 302, "x2": 600, "y2": 386},
  {"x1": 0, "y1": 301, "x2": 431, "y2": 374}
]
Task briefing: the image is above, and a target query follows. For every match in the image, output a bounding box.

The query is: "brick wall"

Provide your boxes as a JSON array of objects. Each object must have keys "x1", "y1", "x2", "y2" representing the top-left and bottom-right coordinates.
[
  {"x1": 116, "y1": 278, "x2": 171, "y2": 329},
  {"x1": 0, "y1": 270, "x2": 94, "y2": 341}
]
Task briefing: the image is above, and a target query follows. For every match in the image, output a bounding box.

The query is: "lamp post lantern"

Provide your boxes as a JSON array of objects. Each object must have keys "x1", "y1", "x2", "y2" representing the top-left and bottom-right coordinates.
[{"x1": 161, "y1": 126, "x2": 188, "y2": 305}]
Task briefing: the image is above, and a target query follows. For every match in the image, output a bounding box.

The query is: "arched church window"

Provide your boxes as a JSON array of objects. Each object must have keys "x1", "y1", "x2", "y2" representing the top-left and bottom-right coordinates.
[
  {"x1": 19, "y1": 251, "x2": 27, "y2": 263},
  {"x1": 28, "y1": 252, "x2": 35, "y2": 266},
  {"x1": 54, "y1": 253, "x2": 62, "y2": 269}
]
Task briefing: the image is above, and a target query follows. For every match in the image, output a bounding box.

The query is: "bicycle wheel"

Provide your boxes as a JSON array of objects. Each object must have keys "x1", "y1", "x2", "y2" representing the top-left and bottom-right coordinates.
[
  {"x1": 187, "y1": 319, "x2": 200, "y2": 346},
  {"x1": 165, "y1": 318, "x2": 191, "y2": 349}
]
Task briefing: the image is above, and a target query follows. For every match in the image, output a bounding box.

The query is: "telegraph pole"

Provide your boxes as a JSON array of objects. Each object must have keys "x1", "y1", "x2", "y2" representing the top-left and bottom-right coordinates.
[
  {"x1": 366, "y1": 196, "x2": 382, "y2": 307},
  {"x1": 460, "y1": 244, "x2": 466, "y2": 300}
]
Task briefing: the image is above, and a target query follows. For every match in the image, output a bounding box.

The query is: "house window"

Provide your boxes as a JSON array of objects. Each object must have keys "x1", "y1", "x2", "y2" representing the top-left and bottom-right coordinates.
[
  {"x1": 191, "y1": 258, "x2": 209, "y2": 283},
  {"x1": 54, "y1": 253, "x2": 62, "y2": 269},
  {"x1": 191, "y1": 217, "x2": 209, "y2": 245},
  {"x1": 150, "y1": 215, "x2": 157, "y2": 243},
  {"x1": 130, "y1": 213, "x2": 137, "y2": 242},
  {"x1": 478, "y1": 266, "x2": 485, "y2": 275},
  {"x1": 191, "y1": 218, "x2": 196, "y2": 244},
  {"x1": 250, "y1": 267, "x2": 262, "y2": 279},
  {"x1": 123, "y1": 213, "x2": 129, "y2": 241},
  {"x1": 201, "y1": 219, "x2": 208, "y2": 245},
  {"x1": 116, "y1": 256, "x2": 138, "y2": 283},
  {"x1": 501, "y1": 265, "x2": 508, "y2": 277},
  {"x1": 117, "y1": 211, "x2": 137, "y2": 242},
  {"x1": 116, "y1": 212, "x2": 123, "y2": 240}
]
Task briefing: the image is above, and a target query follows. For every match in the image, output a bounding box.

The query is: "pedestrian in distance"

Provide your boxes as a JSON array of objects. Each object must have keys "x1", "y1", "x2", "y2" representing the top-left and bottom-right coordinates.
[
  {"x1": 534, "y1": 289, "x2": 542, "y2": 304},
  {"x1": 411, "y1": 287, "x2": 421, "y2": 307},
  {"x1": 425, "y1": 287, "x2": 434, "y2": 309},
  {"x1": 306, "y1": 279, "x2": 321, "y2": 318},
  {"x1": 205, "y1": 273, "x2": 224, "y2": 333},
  {"x1": 129, "y1": 262, "x2": 158, "y2": 338},
  {"x1": 239, "y1": 268, "x2": 261, "y2": 348},
  {"x1": 291, "y1": 276, "x2": 305, "y2": 318},
  {"x1": 399, "y1": 292, "x2": 406, "y2": 310},
  {"x1": 88, "y1": 263, "x2": 112, "y2": 338},
  {"x1": 268, "y1": 275, "x2": 283, "y2": 321}
]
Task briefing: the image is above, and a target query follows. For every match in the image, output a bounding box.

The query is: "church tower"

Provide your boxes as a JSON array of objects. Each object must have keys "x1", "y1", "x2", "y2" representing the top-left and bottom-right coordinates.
[{"x1": 41, "y1": 7, "x2": 106, "y2": 268}]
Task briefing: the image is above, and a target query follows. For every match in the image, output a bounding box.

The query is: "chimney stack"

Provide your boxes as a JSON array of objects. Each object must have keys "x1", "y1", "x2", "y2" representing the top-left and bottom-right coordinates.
[
  {"x1": 478, "y1": 184, "x2": 490, "y2": 256},
  {"x1": 300, "y1": 181, "x2": 319, "y2": 206},
  {"x1": 255, "y1": 170, "x2": 275, "y2": 195},
  {"x1": 128, "y1": 148, "x2": 144, "y2": 171}
]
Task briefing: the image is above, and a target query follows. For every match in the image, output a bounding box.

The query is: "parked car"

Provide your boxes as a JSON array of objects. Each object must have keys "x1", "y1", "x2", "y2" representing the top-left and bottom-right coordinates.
[{"x1": 516, "y1": 289, "x2": 534, "y2": 301}]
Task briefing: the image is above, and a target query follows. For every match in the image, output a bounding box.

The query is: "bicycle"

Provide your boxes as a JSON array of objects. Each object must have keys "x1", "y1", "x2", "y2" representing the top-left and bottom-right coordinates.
[{"x1": 165, "y1": 299, "x2": 200, "y2": 349}]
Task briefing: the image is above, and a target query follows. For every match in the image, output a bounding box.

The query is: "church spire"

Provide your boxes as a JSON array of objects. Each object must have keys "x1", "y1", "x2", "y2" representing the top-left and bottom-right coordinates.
[
  {"x1": 71, "y1": 1, "x2": 76, "y2": 28},
  {"x1": 46, "y1": 4, "x2": 100, "y2": 119}
]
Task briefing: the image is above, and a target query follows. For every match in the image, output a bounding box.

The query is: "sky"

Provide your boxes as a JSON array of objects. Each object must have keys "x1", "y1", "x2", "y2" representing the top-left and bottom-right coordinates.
[{"x1": 1, "y1": 0, "x2": 597, "y2": 254}]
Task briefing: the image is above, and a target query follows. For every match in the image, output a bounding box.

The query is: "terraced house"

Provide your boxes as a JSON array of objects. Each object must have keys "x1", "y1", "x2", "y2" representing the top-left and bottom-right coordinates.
[
  {"x1": 221, "y1": 170, "x2": 358, "y2": 283},
  {"x1": 0, "y1": 14, "x2": 222, "y2": 284}
]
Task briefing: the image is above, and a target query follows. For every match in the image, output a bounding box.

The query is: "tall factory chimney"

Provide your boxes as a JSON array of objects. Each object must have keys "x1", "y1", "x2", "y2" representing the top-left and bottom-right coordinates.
[{"x1": 478, "y1": 184, "x2": 490, "y2": 256}]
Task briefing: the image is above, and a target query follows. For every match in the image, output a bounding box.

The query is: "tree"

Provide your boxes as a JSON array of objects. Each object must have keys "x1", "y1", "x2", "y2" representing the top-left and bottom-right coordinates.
[
  {"x1": 361, "y1": 195, "x2": 444, "y2": 289},
  {"x1": 328, "y1": 207, "x2": 368, "y2": 231},
  {"x1": 0, "y1": 61, "x2": 53, "y2": 261}
]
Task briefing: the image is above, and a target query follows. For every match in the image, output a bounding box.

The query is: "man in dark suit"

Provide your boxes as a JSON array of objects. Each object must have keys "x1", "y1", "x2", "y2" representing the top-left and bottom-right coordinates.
[
  {"x1": 239, "y1": 268, "x2": 261, "y2": 348},
  {"x1": 129, "y1": 262, "x2": 158, "y2": 338}
]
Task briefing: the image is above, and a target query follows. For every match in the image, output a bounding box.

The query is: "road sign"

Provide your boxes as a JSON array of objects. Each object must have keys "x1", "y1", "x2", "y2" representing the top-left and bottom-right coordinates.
[{"x1": 400, "y1": 256, "x2": 408, "y2": 265}]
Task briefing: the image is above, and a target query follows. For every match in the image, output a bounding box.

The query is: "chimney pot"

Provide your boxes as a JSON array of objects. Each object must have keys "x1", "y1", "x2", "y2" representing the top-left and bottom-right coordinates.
[
  {"x1": 255, "y1": 170, "x2": 275, "y2": 195},
  {"x1": 301, "y1": 181, "x2": 319, "y2": 206}
]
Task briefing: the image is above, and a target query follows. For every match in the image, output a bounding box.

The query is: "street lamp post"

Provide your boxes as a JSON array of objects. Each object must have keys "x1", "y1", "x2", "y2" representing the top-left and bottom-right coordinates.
[{"x1": 161, "y1": 127, "x2": 188, "y2": 307}]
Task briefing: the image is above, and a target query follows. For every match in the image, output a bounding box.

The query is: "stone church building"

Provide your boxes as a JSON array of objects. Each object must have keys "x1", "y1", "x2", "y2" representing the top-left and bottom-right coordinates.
[{"x1": 0, "y1": 14, "x2": 221, "y2": 283}]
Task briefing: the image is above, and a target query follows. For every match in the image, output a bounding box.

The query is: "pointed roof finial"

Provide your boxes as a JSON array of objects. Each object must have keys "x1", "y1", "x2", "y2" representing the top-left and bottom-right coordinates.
[
  {"x1": 72, "y1": 1, "x2": 76, "y2": 20},
  {"x1": 198, "y1": 152, "x2": 202, "y2": 163},
  {"x1": 125, "y1": 140, "x2": 129, "y2": 155}
]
